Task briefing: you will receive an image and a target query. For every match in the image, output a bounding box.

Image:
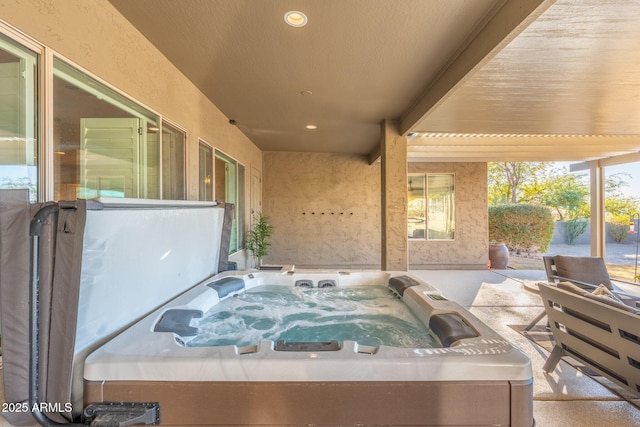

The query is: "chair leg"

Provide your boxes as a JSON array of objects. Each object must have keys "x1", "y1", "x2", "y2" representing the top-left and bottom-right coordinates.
[
  {"x1": 523, "y1": 309, "x2": 547, "y2": 331},
  {"x1": 543, "y1": 346, "x2": 563, "y2": 373}
]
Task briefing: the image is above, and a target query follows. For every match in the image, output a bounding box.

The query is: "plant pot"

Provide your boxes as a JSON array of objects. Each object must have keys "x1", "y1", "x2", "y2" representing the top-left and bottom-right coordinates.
[{"x1": 488, "y1": 242, "x2": 509, "y2": 269}]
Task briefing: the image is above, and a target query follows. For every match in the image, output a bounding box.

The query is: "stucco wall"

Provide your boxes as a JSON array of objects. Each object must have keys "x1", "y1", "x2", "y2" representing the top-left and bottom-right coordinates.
[
  {"x1": 263, "y1": 152, "x2": 381, "y2": 268},
  {"x1": 0, "y1": 0, "x2": 262, "y2": 268},
  {"x1": 263, "y1": 155, "x2": 488, "y2": 269},
  {"x1": 408, "y1": 162, "x2": 488, "y2": 269}
]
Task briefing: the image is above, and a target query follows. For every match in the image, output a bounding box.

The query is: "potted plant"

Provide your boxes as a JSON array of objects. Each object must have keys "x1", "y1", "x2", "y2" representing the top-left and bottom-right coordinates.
[{"x1": 245, "y1": 212, "x2": 273, "y2": 267}]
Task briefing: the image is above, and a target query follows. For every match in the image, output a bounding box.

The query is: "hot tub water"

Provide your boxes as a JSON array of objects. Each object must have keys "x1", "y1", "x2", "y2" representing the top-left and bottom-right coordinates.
[{"x1": 187, "y1": 285, "x2": 440, "y2": 348}]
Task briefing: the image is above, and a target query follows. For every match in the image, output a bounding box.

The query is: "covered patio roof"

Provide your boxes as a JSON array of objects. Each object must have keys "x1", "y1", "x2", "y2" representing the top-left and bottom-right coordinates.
[{"x1": 109, "y1": 0, "x2": 640, "y2": 163}]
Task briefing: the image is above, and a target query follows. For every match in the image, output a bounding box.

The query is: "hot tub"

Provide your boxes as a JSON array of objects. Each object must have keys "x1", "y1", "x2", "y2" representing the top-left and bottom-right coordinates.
[{"x1": 84, "y1": 269, "x2": 533, "y2": 426}]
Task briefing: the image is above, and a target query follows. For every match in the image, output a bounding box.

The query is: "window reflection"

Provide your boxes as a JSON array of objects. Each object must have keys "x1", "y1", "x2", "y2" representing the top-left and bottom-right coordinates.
[
  {"x1": 198, "y1": 141, "x2": 213, "y2": 201},
  {"x1": 161, "y1": 121, "x2": 186, "y2": 200},
  {"x1": 427, "y1": 174, "x2": 455, "y2": 240},
  {"x1": 53, "y1": 58, "x2": 160, "y2": 200},
  {"x1": 0, "y1": 35, "x2": 38, "y2": 201},
  {"x1": 215, "y1": 150, "x2": 244, "y2": 253},
  {"x1": 408, "y1": 175, "x2": 426, "y2": 239}
]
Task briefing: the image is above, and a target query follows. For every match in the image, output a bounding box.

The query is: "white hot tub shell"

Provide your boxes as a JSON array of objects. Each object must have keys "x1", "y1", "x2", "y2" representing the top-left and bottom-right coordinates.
[{"x1": 84, "y1": 269, "x2": 534, "y2": 426}]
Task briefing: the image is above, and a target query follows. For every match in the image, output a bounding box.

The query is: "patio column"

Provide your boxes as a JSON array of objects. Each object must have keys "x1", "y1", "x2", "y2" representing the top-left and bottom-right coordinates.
[
  {"x1": 590, "y1": 161, "x2": 606, "y2": 257},
  {"x1": 381, "y1": 119, "x2": 407, "y2": 271}
]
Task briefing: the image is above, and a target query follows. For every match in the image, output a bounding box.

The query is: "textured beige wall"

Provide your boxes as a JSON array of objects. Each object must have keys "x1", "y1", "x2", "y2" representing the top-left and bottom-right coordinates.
[
  {"x1": 263, "y1": 154, "x2": 487, "y2": 269},
  {"x1": 263, "y1": 152, "x2": 381, "y2": 268},
  {"x1": 0, "y1": 0, "x2": 262, "y2": 268},
  {"x1": 408, "y1": 162, "x2": 488, "y2": 269}
]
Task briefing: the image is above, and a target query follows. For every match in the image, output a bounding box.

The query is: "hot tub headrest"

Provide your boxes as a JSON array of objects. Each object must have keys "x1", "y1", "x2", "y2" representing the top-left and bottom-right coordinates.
[
  {"x1": 429, "y1": 313, "x2": 478, "y2": 347},
  {"x1": 154, "y1": 309, "x2": 203, "y2": 336},
  {"x1": 207, "y1": 276, "x2": 245, "y2": 298},
  {"x1": 388, "y1": 275, "x2": 420, "y2": 296}
]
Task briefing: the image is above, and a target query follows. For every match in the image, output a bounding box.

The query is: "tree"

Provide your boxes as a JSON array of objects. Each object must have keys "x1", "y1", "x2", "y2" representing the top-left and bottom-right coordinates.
[
  {"x1": 605, "y1": 172, "x2": 639, "y2": 219},
  {"x1": 488, "y1": 162, "x2": 550, "y2": 204},
  {"x1": 489, "y1": 162, "x2": 640, "y2": 226},
  {"x1": 533, "y1": 172, "x2": 590, "y2": 221}
]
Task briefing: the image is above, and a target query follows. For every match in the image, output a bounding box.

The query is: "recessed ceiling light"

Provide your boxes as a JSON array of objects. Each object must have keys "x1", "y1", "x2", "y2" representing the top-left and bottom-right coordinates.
[
  {"x1": 284, "y1": 11, "x2": 308, "y2": 27},
  {"x1": 306, "y1": 124, "x2": 317, "y2": 130}
]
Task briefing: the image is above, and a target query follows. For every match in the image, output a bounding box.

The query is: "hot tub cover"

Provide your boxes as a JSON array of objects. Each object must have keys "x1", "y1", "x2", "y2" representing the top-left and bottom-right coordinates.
[
  {"x1": 0, "y1": 190, "x2": 86, "y2": 425},
  {"x1": 0, "y1": 190, "x2": 231, "y2": 424}
]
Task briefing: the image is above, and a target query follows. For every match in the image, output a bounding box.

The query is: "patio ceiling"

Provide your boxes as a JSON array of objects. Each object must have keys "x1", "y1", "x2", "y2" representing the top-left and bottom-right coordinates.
[{"x1": 109, "y1": 0, "x2": 640, "y2": 163}]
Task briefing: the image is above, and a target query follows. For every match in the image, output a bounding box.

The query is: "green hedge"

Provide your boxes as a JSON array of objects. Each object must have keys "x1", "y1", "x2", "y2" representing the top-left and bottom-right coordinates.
[{"x1": 488, "y1": 204, "x2": 555, "y2": 253}]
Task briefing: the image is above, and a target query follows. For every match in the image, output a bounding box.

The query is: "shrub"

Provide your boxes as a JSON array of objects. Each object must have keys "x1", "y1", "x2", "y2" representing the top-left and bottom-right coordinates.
[
  {"x1": 565, "y1": 218, "x2": 588, "y2": 244},
  {"x1": 488, "y1": 204, "x2": 555, "y2": 253},
  {"x1": 608, "y1": 221, "x2": 630, "y2": 243}
]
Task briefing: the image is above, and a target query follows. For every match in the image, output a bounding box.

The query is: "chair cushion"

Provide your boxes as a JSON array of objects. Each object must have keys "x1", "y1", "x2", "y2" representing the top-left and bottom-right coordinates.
[
  {"x1": 556, "y1": 281, "x2": 589, "y2": 296},
  {"x1": 592, "y1": 284, "x2": 623, "y2": 303},
  {"x1": 554, "y1": 255, "x2": 612, "y2": 289},
  {"x1": 558, "y1": 281, "x2": 640, "y2": 314}
]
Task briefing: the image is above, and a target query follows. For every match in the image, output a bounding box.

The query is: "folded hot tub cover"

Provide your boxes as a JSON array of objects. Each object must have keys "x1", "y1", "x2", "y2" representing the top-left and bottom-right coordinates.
[{"x1": 0, "y1": 190, "x2": 87, "y2": 425}]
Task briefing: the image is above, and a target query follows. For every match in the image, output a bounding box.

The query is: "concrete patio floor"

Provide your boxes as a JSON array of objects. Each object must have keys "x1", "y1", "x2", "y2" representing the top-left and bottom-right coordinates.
[{"x1": 409, "y1": 269, "x2": 640, "y2": 427}]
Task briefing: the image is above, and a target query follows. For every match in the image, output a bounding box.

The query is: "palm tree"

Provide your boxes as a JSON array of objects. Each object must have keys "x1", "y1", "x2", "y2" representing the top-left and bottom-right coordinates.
[{"x1": 245, "y1": 212, "x2": 273, "y2": 267}]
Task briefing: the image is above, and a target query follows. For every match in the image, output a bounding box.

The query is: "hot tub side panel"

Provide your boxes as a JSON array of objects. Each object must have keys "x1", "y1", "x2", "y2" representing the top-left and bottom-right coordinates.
[{"x1": 84, "y1": 379, "x2": 533, "y2": 426}]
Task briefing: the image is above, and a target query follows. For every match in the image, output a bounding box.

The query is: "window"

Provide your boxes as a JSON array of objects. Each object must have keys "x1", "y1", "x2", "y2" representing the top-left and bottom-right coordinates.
[
  {"x1": 198, "y1": 141, "x2": 213, "y2": 201},
  {"x1": 215, "y1": 150, "x2": 244, "y2": 253},
  {"x1": 161, "y1": 121, "x2": 186, "y2": 200},
  {"x1": 408, "y1": 174, "x2": 455, "y2": 240},
  {"x1": 0, "y1": 34, "x2": 38, "y2": 201},
  {"x1": 53, "y1": 58, "x2": 161, "y2": 200}
]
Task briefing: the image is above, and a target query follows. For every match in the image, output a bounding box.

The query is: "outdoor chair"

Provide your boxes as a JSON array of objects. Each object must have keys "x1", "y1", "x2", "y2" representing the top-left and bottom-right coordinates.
[
  {"x1": 523, "y1": 255, "x2": 640, "y2": 331},
  {"x1": 538, "y1": 281, "x2": 640, "y2": 396},
  {"x1": 543, "y1": 255, "x2": 640, "y2": 308}
]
